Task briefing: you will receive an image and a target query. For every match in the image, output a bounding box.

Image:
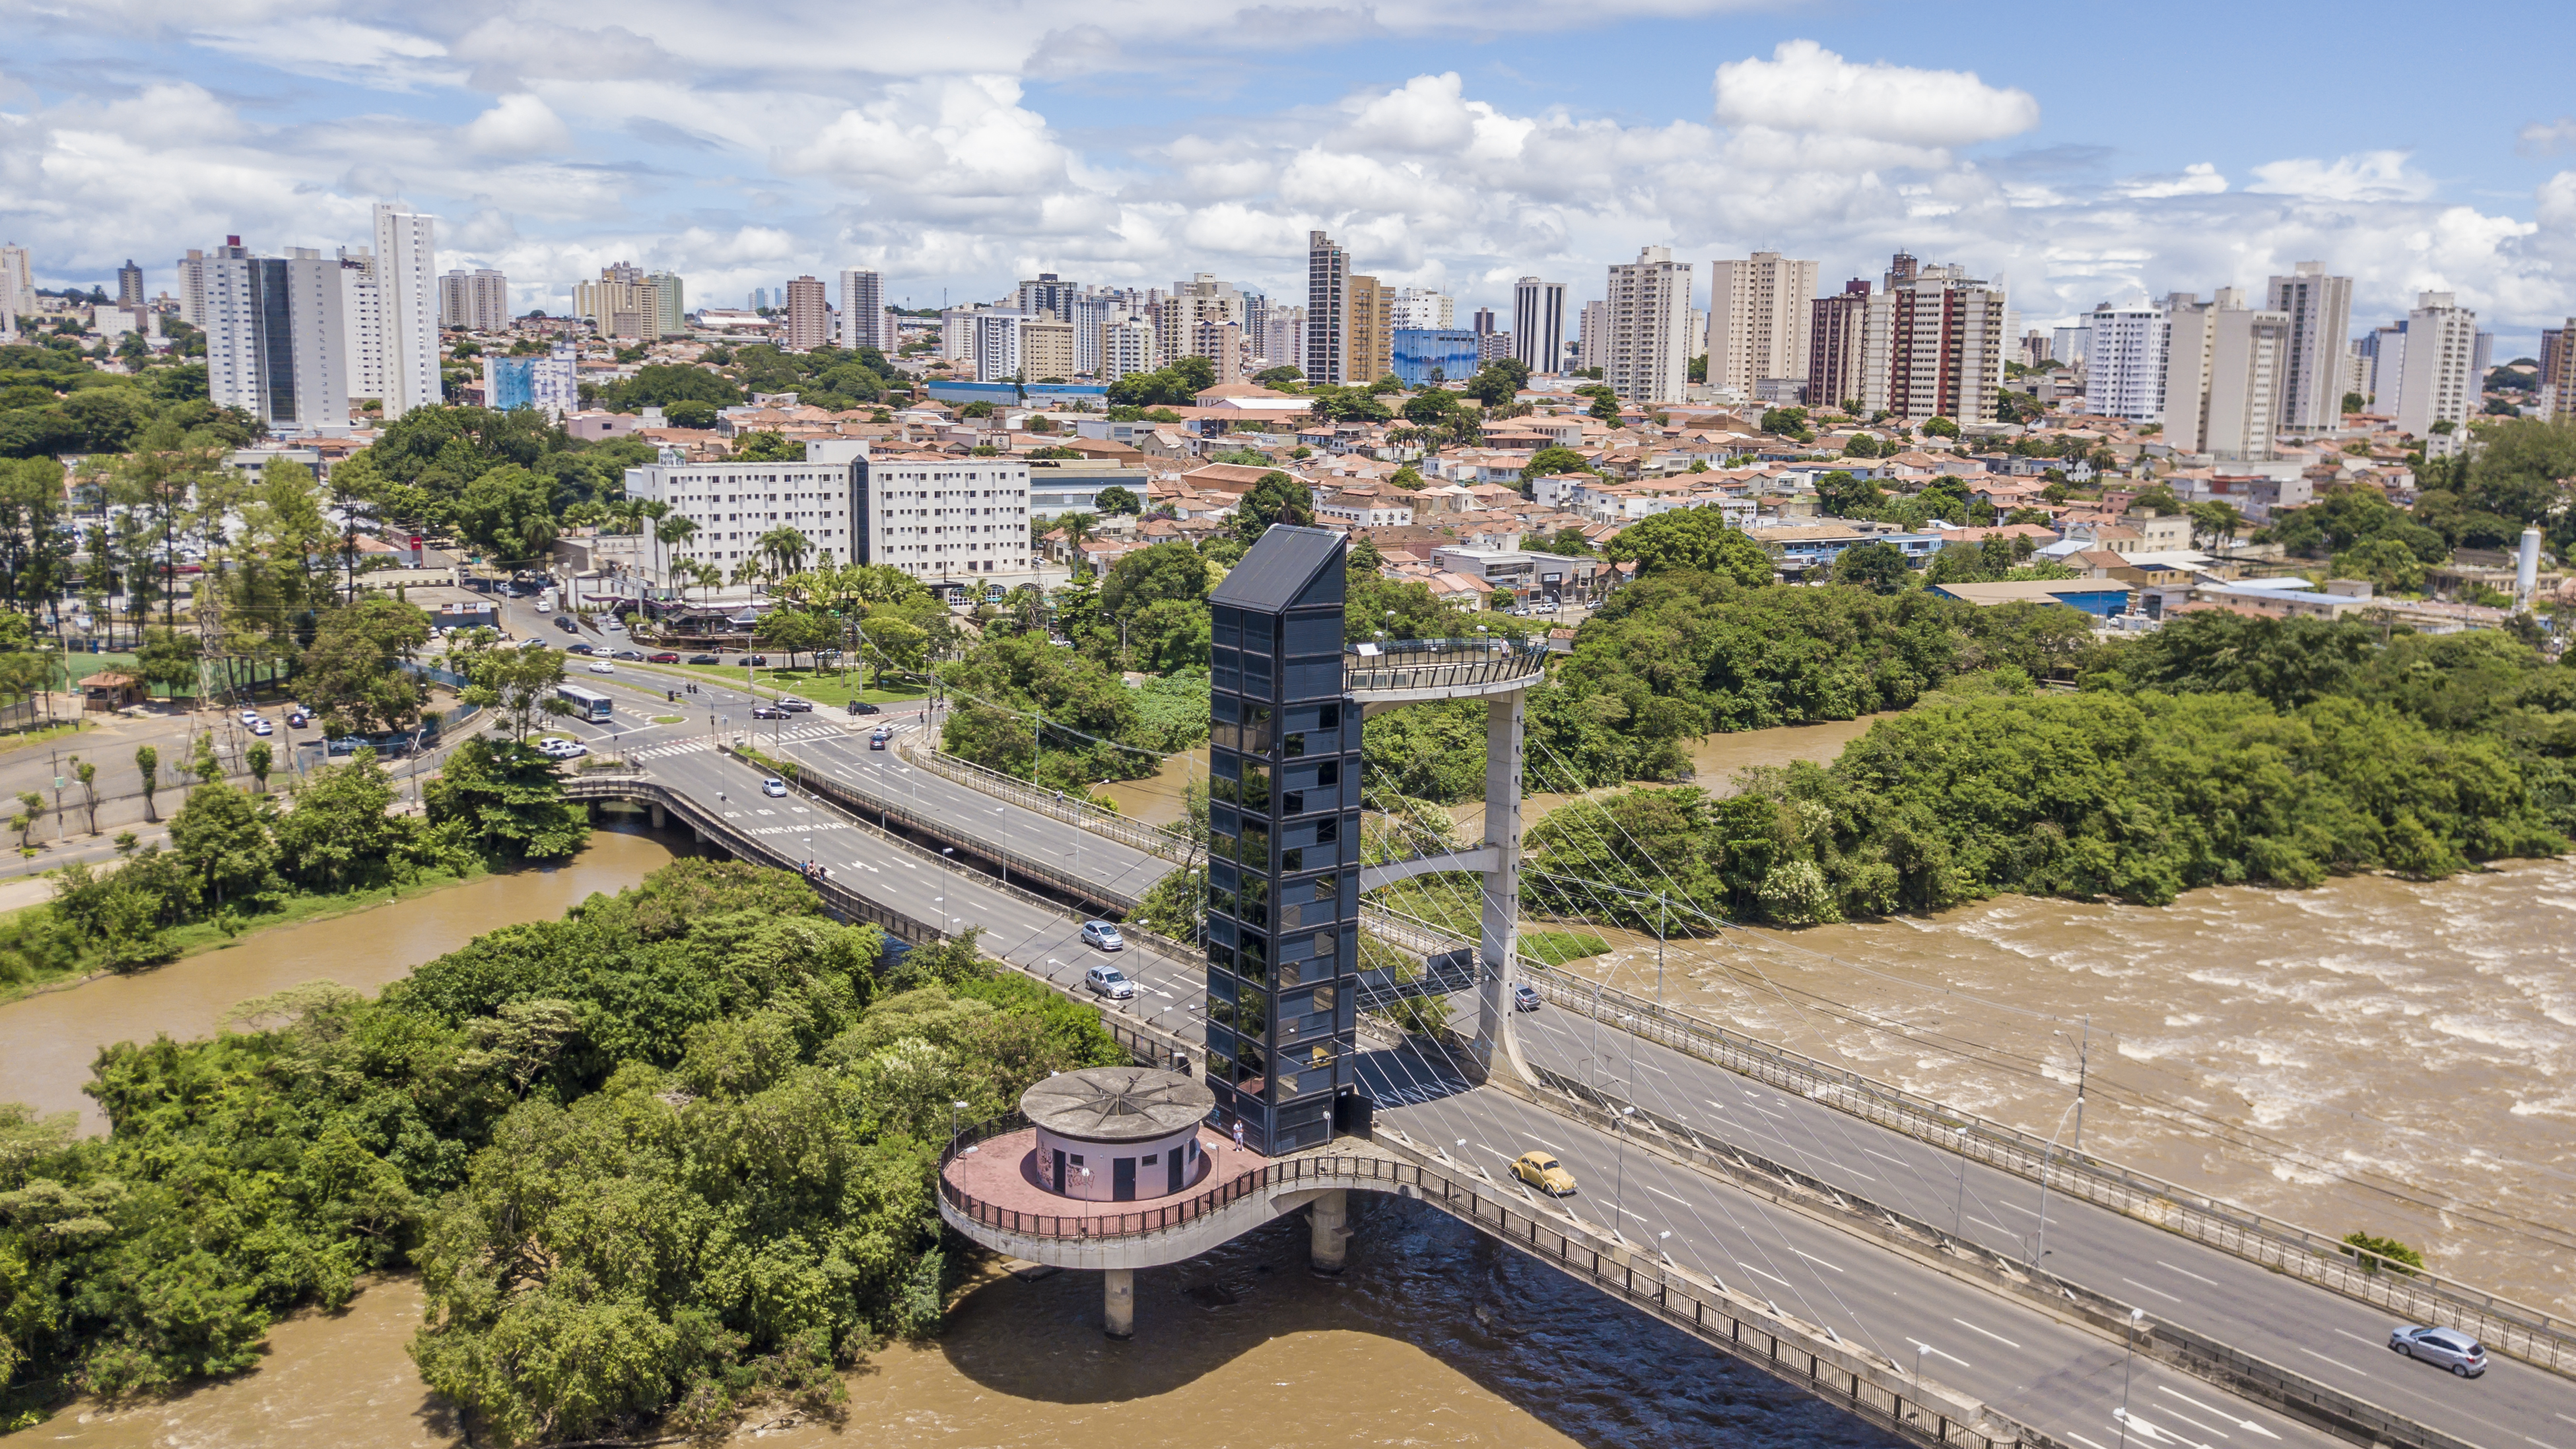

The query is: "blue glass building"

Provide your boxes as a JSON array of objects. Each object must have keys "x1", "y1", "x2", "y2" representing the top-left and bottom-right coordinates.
[{"x1": 1392, "y1": 329, "x2": 1483, "y2": 388}]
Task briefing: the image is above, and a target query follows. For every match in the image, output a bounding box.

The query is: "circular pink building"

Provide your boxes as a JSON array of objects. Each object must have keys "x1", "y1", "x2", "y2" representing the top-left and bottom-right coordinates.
[{"x1": 1024, "y1": 1066, "x2": 1213, "y2": 1203}]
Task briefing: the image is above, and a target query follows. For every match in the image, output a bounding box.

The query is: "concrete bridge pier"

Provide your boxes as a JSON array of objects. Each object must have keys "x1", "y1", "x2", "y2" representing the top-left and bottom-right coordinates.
[
  {"x1": 1102, "y1": 1269, "x2": 1135, "y2": 1339},
  {"x1": 1474, "y1": 690, "x2": 1528, "y2": 1083},
  {"x1": 1309, "y1": 1189, "x2": 1350, "y2": 1273},
  {"x1": 648, "y1": 802, "x2": 666, "y2": 830}
]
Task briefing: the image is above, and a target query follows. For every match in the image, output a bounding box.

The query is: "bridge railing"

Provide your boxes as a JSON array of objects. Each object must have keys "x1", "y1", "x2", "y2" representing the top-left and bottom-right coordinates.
[
  {"x1": 1344, "y1": 638, "x2": 1549, "y2": 696},
  {"x1": 1513, "y1": 953, "x2": 2576, "y2": 1376}
]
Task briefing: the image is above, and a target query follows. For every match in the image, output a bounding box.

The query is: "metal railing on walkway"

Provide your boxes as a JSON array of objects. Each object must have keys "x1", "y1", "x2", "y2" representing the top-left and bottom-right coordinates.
[
  {"x1": 1514, "y1": 955, "x2": 2576, "y2": 1376},
  {"x1": 1344, "y1": 638, "x2": 1550, "y2": 696}
]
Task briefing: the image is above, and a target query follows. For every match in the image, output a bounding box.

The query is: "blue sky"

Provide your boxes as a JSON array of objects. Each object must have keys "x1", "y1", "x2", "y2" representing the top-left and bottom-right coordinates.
[{"x1": 7, "y1": 0, "x2": 2573, "y2": 351}]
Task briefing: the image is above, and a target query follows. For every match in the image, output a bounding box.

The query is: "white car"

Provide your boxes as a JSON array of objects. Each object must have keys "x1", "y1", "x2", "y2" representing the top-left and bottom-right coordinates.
[
  {"x1": 761, "y1": 776, "x2": 790, "y2": 797},
  {"x1": 537, "y1": 737, "x2": 587, "y2": 759},
  {"x1": 588, "y1": 660, "x2": 615, "y2": 674},
  {"x1": 250, "y1": 719, "x2": 273, "y2": 737},
  {"x1": 239, "y1": 710, "x2": 260, "y2": 725}
]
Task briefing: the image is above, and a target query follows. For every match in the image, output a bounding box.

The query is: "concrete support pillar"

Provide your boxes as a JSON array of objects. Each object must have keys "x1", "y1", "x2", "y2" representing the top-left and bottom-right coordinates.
[
  {"x1": 1309, "y1": 1189, "x2": 1349, "y2": 1274},
  {"x1": 1102, "y1": 1268, "x2": 1135, "y2": 1339},
  {"x1": 1474, "y1": 691, "x2": 1525, "y2": 1079},
  {"x1": 649, "y1": 802, "x2": 667, "y2": 830}
]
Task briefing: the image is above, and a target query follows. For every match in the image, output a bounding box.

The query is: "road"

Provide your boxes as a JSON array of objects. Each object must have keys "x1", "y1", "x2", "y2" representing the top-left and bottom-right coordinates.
[{"x1": 549, "y1": 661, "x2": 2576, "y2": 1449}]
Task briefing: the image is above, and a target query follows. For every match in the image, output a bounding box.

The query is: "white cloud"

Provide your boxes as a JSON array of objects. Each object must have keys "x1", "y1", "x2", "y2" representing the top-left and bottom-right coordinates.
[
  {"x1": 2247, "y1": 151, "x2": 2436, "y2": 204},
  {"x1": 1712, "y1": 40, "x2": 2039, "y2": 148},
  {"x1": 2115, "y1": 162, "x2": 2227, "y2": 199},
  {"x1": 461, "y1": 94, "x2": 572, "y2": 156},
  {"x1": 2520, "y1": 119, "x2": 2576, "y2": 158}
]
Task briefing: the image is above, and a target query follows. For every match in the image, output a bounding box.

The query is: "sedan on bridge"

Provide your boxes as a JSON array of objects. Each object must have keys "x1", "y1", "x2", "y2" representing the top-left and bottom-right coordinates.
[
  {"x1": 1512, "y1": 1151, "x2": 1576, "y2": 1197},
  {"x1": 1081, "y1": 920, "x2": 1124, "y2": 951},
  {"x1": 2389, "y1": 1326, "x2": 2486, "y2": 1377},
  {"x1": 1083, "y1": 963, "x2": 1135, "y2": 1000},
  {"x1": 761, "y1": 777, "x2": 790, "y2": 797},
  {"x1": 1513, "y1": 984, "x2": 1542, "y2": 1012}
]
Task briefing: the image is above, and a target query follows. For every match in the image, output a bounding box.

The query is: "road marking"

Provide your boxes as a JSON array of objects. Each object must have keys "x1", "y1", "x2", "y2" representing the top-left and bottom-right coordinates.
[
  {"x1": 2151, "y1": 1401, "x2": 2235, "y2": 1439},
  {"x1": 2332, "y1": 1328, "x2": 2378, "y2": 1348},
  {"x1": 2294, "y1": 1346, "x2": 2367, "y2": 1376},
  {"x1": 1969, "y1": 1216, "x2": 2010, "y2": 1232},
  {"x1": 1909, "y1": 1340, "x2": 1973, "y2": 1370},
  {"x1": 2157, "y1": 1386, "x2": 2279, "y2": 1438},
  {"x1": 2558, "y1": 1415, "x2": 2576, "y2": 1429},
  {"x1": 2525, "y1": 1437, "x2": 2565, "y2": 1449},
  {"x1": 2122, "y1": 1275, "x2": 2183, "y2": 1303},
  {"x1": 1646, "y1": 1185, "x2": 1691, "y2": 1206},
  {"x1": 1864, "y1": 1147, "x2": 1912, "y2": 1167},
  {"x1": 1788, "y1": 1247, "x2": 1843, "y2": 1273},
  {"x1": 2123, "y1": 1412, "x2": 2220, "y2": 1449},
  {"x1": 1736, "y1": 1261, "x2": 1796, "y2": 1290},
  {"x1": 2156, "y1": 1260, "x2": 2220, "y2": 1287},
  {"x1": 1635, "y1": 1061, "x2": 1672, "y2": 1075},
  {"x1": 1705, "y1": 1100, "x2": 1731, "y2": 1112},
  {"x1": 1999, "y1": 1200, "x2": 2041, "y2": 1217},
  {"x1": 1949, "y1": 1318, "x2": 2021, "y2": 1349},
  {"x1": 1613, "y1": 1204, "x2": 1651, "y2": 1224},
  {"x1": 2065, "y1": 1433, "x2": 2118, "y2": 1449}
]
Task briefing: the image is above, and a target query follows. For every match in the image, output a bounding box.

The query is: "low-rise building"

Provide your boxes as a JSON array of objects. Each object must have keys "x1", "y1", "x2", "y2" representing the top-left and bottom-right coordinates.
[{"x1": 1928, "y1": 578, "x2": 2137, "y2": 617}]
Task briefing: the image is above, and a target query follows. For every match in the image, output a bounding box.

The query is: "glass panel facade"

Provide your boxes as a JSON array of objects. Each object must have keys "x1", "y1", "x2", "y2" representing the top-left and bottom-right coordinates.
[{"x1": 1203, "y1": 555, "x2": 1363, "y2": 1156}]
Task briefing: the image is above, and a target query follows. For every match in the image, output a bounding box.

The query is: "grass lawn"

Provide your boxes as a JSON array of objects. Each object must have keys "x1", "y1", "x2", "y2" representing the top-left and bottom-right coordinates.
[
  {"x1": 0, "y1": 720, "x2": 91, "y2": 759},
  {"x1": 1520, "y1": 929, "x2": 1611, "y2": 966}
]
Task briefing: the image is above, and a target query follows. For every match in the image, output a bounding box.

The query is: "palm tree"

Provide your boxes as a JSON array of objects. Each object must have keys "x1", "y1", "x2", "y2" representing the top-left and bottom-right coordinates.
[
  {"x1": 756, "y1": 525, "x2": 812, "y2": 585},
  {"x1": 654, "y1": 514, "x2": 697, "y2": 599},
  {"x1": 685, "y1": 558, "x2": 723, "y2": 627},
  {"x1": 1057, "y1": 510, "x2": 1098, "y2": 573}
]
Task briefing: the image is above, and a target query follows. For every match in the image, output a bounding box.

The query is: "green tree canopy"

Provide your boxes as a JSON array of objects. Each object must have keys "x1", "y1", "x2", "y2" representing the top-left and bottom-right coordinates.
[
  {"x1": 1600, "y1": 508, "x2": 1774, "y2": 586},
  {"x1": 1233, "y1": 471, "x2": 1315, "y2": 544}
]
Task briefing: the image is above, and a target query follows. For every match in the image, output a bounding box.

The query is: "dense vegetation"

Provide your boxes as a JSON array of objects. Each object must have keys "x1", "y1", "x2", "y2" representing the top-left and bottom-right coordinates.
[
  {"x1": 0, "y1": 861, "x2": 1124, "y2": 1442},
  {"x1": 1523, "y1": 613, "x2": 2576, "y2": 926},
  {"x1": 0, "y1": 340, "x2": 238, "y2": 461}
]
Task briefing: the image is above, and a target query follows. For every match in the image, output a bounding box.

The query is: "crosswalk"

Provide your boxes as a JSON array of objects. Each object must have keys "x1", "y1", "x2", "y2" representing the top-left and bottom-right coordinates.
[{"x1": 625, "y1": 725, "x2": 842, "y2": 761}]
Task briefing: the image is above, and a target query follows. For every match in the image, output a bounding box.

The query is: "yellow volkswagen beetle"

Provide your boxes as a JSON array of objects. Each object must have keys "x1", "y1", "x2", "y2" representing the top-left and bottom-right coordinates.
[{"x1": 1512, "y1": 1150, "x2": 1577, "y2": 1196}]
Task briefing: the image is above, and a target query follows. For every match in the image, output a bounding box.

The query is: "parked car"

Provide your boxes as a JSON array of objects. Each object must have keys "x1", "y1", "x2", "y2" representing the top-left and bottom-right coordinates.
[
  {"x1": 776, "y1": 696, "x2": 815, "y2": 712},
  {"x1": 1511, "y1": 1151, "x2": 1576, "y2": 1196},
  {"x1": 648, "y1": 652, "x2": 681, "y2": 663},
  {"x1": 611, "y1": 649, "x2": 644, "y2": 661},
  {"x1": 751, "y1": 705, "x2": 787, "y2": 720},
  {"x1": 869, "y1": 728, "x2": 892, "y2": 751},
  {"x1": 537, "y1": 737, "x2": 587, "y2": 760},
  {"x1": 761, "y1": 776, "x2": 790, "y2": 798},
  {"x1": 1513, "y1": 983, "x2": 1542, "y2": 1012},
  {"x1": 286, "y1": 711, "x2": 307, "y2": 728},
  {"x1": 1083, "y1": 963, "x2": 1135, "y2": 1000},
  {"x1": 743, "y1": 654, "x2": 769, "y2": 666},
  {"x1": 2389, "y1": 1326, "x2": 2486, "y2": 1377},
  {"x1": 250, "y1": 718, "x2": 273, "y2": 737},
  {"x1": 566, "y1": 642, "x2": 595, "y2": 654},
  {"x1": 1080, "y1": 920, "x2": 1125, "y2": 951},
  {"x1": 554, "y1": 616, "x2": 576, "y2": 632},
  {"x1": 240, "y1": 710, "x2": 260, "y2": 725},
  {"x1": 588, "y1": 661, "x2": 615, "y2": 675},
  {"x1": 687, "y1": 654, "x2": 721, "y2": 665}
]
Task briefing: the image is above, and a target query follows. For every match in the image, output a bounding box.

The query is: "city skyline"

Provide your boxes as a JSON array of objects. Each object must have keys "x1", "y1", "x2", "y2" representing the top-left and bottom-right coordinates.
[{"x1": 6, "y1": 1, "x2": 2575, "y2": 351}]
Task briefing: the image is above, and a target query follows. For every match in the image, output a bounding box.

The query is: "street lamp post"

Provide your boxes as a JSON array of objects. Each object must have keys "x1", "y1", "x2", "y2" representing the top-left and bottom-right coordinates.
[
  {"x1": 2115, "y1": 1306, "x2": 2146, "y2": 1448},
  {"x1": 2032, "y1": 1017, "x2": 2091, "y2": 1269}
]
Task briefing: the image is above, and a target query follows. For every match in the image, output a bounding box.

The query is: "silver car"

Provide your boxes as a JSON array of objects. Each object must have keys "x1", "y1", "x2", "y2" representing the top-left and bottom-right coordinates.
[
  {"x1": 1083, "y1": 963, "x2": 1135, "y2": 1000},
  {"x1": 1080, "y1": 920, "x2": 1125, "y2": 951},
  {"x1": 2389, "y1": 1325, "x2": 2487, "y2": 1377}
]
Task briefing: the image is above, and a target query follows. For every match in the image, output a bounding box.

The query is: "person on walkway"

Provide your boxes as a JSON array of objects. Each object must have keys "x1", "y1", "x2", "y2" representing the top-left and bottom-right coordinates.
[{"x1": 1232, "y1": 1118, "x2": 1246, "y2": 1153}]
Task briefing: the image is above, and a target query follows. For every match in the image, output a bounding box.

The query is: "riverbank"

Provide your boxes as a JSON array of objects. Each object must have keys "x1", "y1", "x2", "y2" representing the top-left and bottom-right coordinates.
[
  {"x1": 0, "y1": 826, "x2": 683, "y2": 1133},
  {"x1": 0, "y1": 860, "x2": 496, "y2": 1008}
]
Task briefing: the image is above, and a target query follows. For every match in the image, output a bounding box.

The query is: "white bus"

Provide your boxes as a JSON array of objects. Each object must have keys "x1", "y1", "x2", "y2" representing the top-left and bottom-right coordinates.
[{"x1": 556, "y1": 684, "x2": 612, "y2": 723}]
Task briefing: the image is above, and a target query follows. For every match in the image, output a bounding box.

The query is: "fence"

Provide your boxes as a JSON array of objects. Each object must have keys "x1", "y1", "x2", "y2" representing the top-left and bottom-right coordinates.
[
  {"x1": 936, "y1": 1119, "x2": 2047, "y2": 1449},
  {"x1": 1343, "y1": 639, "x2": 1551, "y2": 696},
  {"x1": 1511, "y1": 953, "x2": 2576, "y2": 1376}
]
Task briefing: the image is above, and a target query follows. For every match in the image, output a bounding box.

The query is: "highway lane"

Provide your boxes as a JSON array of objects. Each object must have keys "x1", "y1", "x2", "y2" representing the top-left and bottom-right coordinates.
[
  {"x1": 539, "y1": 676, "x2": 2576, "y2": 1448},
  {"x1": 1353, "y1": 1044, "x2": 2339, "y2": 1449},
  {"x1": 1503, "y1": 997, "x2": 2576, "y2": 1449}
]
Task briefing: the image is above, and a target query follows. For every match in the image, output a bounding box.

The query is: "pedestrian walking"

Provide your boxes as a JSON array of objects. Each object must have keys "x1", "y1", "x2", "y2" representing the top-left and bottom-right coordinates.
[{"x1": 1231, "y1": 1118, "x2": 1245, "y2": 1153}]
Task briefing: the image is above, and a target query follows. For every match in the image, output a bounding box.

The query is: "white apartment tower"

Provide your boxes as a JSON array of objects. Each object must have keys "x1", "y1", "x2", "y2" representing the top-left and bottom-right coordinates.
[
  {"x1": 621, "y1": 440, "x2": 869, "y2": 590},
  {"x1": 0, "y1": 245, "x2": 34, "y2": 337},
  {"x1": 2264, "y1": 263, "x2": 2353, "y2": 432},
  {"x1": 1305, "y1": 231, "x2": 1350, "y2": 386},
  {"x1": 839, "y1": 269, "x2": 886, "y2": 352},
  {"x1": 1102, "y1": 318, "x2": 1156, "y2": 382},
  {"x1": 438, "y1": 267, "x2": 510, "y2": 331},
  {"x1": 2084, "y1": 300, "x2": 2171, "y2": 422},
  {"x1": 372, "y1": 203, "x2": 440, "y2": 419},
  {"x1": 974, "y1": 310, "x2": 1025, "y2": 382},
  {"x1": 1512, "y1": 277, "x2": 1566, "y2": 376},
  {"x1": 1706, "y1": 252, "x2": 1819, "y2": 398},
  {"x1": 1602, "y1": 246, "x2": 1695, "y2": 405},
  {"x1": 856, "y1": 452, "x2": 1033, "y2": 582},
  {"x1": 174, "y1": 250, "x2": 210, "y2": 327},
  {"x1": 203, "y1": 243, "x2": 352, "y2": 431},
  {"x1": 2394, "y1": 292, "x2": 2480, "y2": 455},
  {"x1": 2164, "y1": 289, "x2": 2290, "y2": 460},
  {"x1": 1388, "y1": 287, "x2": 1454, "y2": 330}
]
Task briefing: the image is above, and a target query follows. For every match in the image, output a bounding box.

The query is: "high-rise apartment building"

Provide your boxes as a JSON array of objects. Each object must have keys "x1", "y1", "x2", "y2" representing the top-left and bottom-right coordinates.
[
  {"x1": 1601, "y1": 246, "x2": 1694, "y2": 405},
  {"x1": 647, "y1": 272, "x2": 685, "y2": 338},
  {"x1": 1104, "y1": 317, "x2": 1156, "y2": 382},
  {"x1": 1471, "y1": 306, "x2": 1497, "y2": 337},
  {"x1": 371, "y1": 203, "x2": 440, "y2": 419},
  {"x1": 0, "y1": 245, "x2": 33, "y2": 335},
  {"x1": 2392, "y1": 292, "x2": 2479, "y2": 455},
  {"x1": 1856, "y1": 257, "x2": 2006, "y2": 424},
  {"x1": 1345, "y1": 274, "x2": 1394, "y2": 386},
  {"x1": 1246, "y1": 298, "x2": 1301, "y2": 371},
  {"x1": 1576, "y1": 299, "x2": 1608, "y2": 373},
  {"x1": 2164, "y1": 289, "x2": 2289, "y2": 460},
  {"x1": 1191, "y1": 320, "x2": 1248, "y2": 386},
  {"x1": 437, "y1": 267, "x2": 510, "y2": 331},
  {"x1": 853, "y1": 450, "x2": 1033, "y2": 582},
  {"x1": 622, "y1": 440, "x2": 869, "y2": 588},
  {"x1": 484, "y1": 343, "x2": 579, "y2": 420},
  {"x1": 1387, "y1": 287, "x2": 1454, "y2": 330},
  {"x1": 1305, "y1": 231, "x2": 1350, "y2": 386},
  {"x1": 781, "y1": 275, "x2": 830, "y2": 352},
  {"x1": 1017, "y1": 273, "x2": 1077, "y2": 321},
  {"x1": 204, "y1": 243, "x2": 352, "y2": 431},
  {"x1": 2264, "y1": 262, "x2": 2352, "y2": 432},
  {"x1": 1706, "y1": 251, "x2": 1818, "y2": 399},
  {"x1": 2084, "y1": 300, "x2": 2171, "y2": 422},
  {"x1": 1512, "y1": 278, "x2": 1566, "y2": 376},
  {"x1": 974, "y1": 310, "x2": 1025, "y2": 382},
  {"x1": 839, "y1": 269, "x2": 885, "y2": 353},
  {"x1": 2540, "y1": 321, "x2": 2575, "y2": 421},
  {"x1": 1807, "y1": 280, "x2": 1872, "y2": 411},
  {"x1": 1022, "y1": 316, "x2": 1077, "y2": 381},
  {"x1": 1159, "y1": 274, "x2": 1246, "y2": 371},
  {"x1": 116, "y1": 259, "x2": 145, "y2": 309},
  {"x1": 174, "y1": 250, "x2": 209, "y2": 327},
  {"x1": 576, "y1": 262, "x2": 660, "y2": 341}
]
